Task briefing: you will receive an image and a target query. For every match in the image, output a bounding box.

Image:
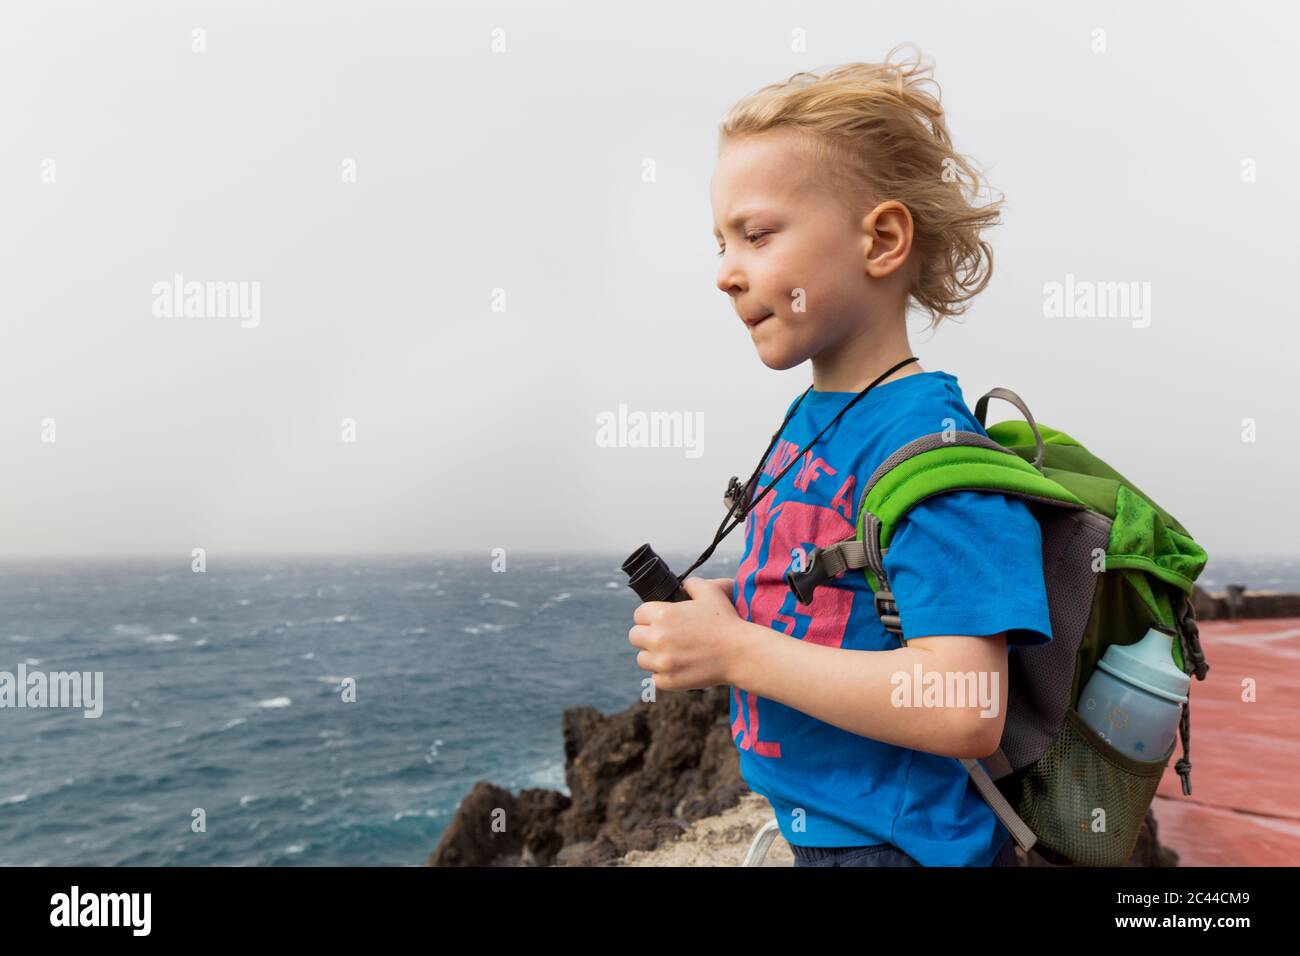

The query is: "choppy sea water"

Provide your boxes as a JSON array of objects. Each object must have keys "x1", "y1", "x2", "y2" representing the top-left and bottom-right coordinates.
[
  {"x1": 0, "y1": 551, "x2": 739, "y2": 866},
  {"x1": 0, "y1": 550, "x2": 1290, "y2": 866}
]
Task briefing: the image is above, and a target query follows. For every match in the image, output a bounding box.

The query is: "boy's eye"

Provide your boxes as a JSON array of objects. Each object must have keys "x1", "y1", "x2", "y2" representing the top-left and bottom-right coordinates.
[{"x1": 715, "y1": 232, "x2": 768, "y2": 257}]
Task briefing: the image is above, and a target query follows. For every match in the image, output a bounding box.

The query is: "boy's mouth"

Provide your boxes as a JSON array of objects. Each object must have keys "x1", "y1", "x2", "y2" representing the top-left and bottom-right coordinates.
[{"x1": 744, "y1": 312, "x2": 773, "y2": 328}]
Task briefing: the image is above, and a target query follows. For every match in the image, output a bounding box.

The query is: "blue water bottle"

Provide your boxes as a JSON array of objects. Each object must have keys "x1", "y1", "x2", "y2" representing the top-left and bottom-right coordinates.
[{"x1": 1077, "y1": 626, "x2": 1189, "y2": 761}]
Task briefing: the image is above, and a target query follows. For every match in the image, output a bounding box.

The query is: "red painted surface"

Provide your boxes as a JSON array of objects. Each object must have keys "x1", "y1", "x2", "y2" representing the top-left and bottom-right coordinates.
[{"x1": 1151, "y1": 618, "x2": 1300, "y2": 866}]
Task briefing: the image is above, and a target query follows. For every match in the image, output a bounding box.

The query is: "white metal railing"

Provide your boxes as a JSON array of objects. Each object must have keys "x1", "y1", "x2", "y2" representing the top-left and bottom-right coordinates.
[{"x1": 741, "y1": 818, "x2": 781, "y2": 866}]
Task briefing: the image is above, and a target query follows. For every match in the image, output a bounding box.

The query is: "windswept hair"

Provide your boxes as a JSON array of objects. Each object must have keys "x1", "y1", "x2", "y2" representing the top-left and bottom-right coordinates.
[{"x1": 718, "y1": 45, "x2": 1003, "y2": 329}]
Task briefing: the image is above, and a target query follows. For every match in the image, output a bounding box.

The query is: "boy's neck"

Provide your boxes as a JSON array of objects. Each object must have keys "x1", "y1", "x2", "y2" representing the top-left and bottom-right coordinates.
[{"x1": 810, "y1": 317, "x2": 923, "y2": 393}]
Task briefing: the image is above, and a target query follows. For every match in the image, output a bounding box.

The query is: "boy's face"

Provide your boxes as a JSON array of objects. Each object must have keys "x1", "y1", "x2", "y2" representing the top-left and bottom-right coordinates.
[{"x1": 711, "y1": 129, "x2": 878, "y2": 372}]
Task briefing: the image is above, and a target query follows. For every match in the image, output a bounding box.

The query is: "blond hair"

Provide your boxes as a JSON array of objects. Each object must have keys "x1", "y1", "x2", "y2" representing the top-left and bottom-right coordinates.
[{"x1": 717, "y1": 45, "x2": 1003, "y2": 330}]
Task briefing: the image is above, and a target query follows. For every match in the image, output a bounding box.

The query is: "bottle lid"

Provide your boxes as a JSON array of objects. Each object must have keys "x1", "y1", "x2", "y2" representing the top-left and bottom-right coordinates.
[{"x1": 1096, "y1": 627, "x2": 1190, "y2": 704}]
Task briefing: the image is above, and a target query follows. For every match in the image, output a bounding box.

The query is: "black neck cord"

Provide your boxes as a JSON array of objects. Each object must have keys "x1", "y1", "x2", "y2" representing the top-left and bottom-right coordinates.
[{"x1": 676, "y1": 355, "x2": 921, "y2": 583}]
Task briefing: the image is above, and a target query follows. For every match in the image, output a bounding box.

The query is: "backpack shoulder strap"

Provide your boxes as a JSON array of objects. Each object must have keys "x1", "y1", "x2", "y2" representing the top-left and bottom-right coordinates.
[{"x1": 784, "y1": 429, "x2": 1086, "y2": 632}]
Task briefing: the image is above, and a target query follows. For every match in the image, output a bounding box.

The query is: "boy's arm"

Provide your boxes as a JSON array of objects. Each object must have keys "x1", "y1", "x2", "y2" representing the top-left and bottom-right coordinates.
[{"x1": 727, "y1": 621, "x2": 1008, "y2": 759}]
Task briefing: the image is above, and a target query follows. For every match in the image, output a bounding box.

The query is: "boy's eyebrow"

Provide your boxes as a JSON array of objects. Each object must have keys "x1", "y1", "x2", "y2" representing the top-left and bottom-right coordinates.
[{"x1": 712, "y1": 207, "x2": 771, "y2": 240}]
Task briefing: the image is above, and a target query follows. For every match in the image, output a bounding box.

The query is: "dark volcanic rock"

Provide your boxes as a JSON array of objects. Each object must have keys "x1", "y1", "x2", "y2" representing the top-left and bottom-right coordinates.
[
  {"x1": 425, "y1": 782, "x2": 570, "y2": 867},
  {"x1": 428, "y1": 685, "x2": 742, "y2": 867},
  {"x1": 557, "y1": 685, "x2": 739, "y2": 845}
]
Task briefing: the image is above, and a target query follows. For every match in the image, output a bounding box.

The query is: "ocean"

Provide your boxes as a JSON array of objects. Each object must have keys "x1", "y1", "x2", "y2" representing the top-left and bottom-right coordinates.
[
  {"x1": 0, "y1": 550, "x2": 1291, "y2": 866},
  {"x1": 0, "y1": 550, "x2": 739, "y2": 866}
]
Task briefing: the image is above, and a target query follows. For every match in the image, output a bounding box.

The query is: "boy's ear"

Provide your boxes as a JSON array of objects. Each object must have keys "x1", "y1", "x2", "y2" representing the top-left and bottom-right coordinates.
[{"x1": 861, "y1": 200, "x2": 914, "y2": 279}]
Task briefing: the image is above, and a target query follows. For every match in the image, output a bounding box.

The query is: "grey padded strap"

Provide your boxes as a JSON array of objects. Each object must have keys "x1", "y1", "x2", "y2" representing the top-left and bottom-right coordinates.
[
  {"x1": 862, "y1": 430, "x2": 1018, "y2": 500},
  {"x1": 810, "y1": 432, "x2": 1018, "y2": 586},
  {"x1": 853, "y1": 430, "x2": 1017, "y2": 582},
  {"x1": 798, "y1": 432, "x2": 1021, "y2": 643},
  {"x1": 980, "y1": 747, "x2": 1014, "y2": 780},
  {"x1": 973, "y1": 387, "x2": 1046, "y2": 473},
  {"x1": 961, "y1": 755, "x2": 1037, "y2": 854}
]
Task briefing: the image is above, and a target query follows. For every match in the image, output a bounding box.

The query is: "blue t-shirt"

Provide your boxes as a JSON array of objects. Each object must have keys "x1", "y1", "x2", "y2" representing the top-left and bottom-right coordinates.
[{"x1": 728, "y1": 369, "x2": 1052, "y2": 866}]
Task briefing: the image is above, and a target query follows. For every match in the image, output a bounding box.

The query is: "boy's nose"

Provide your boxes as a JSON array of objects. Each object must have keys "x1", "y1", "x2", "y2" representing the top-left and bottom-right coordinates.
[{"x1": 716, "y1": 261, "x2": 746, "y2": 297}]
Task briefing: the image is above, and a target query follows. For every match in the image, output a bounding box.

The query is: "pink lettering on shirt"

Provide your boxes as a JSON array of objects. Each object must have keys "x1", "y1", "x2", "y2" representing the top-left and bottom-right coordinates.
[
  {"x1": 731, "y1": 472, "x2": 860, "y2": 758},
  {"x1": 793, "y1": 450, "x2": 836, "y2": 493}
]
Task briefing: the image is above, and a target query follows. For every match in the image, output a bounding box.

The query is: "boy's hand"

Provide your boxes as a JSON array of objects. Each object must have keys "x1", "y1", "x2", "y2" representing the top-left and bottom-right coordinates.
[{"x1": 629, "y1": 577, "x2": 743, "y2": 692}]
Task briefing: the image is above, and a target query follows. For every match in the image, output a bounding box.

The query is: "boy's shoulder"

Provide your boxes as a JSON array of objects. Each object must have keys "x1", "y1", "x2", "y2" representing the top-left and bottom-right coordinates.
[
  {"x1": 821, "y1": 369, "x2": 984, "y2": 455},
  {"x1": 875, "y1": 368, "x2": 980, "y2": 441}
]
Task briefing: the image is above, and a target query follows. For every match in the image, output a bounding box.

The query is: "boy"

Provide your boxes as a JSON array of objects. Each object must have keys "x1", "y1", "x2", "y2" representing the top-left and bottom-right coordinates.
[{"x1": 628, "y1": 48, "x2": 1047, "y2": 867}]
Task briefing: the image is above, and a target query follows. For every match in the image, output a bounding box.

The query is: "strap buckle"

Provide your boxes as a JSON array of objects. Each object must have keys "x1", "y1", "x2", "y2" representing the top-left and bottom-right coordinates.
[
  {"x1": 786, "y1": 546, "x2": 835, "y2": 604},
  {"x1": 874, "y1": 589, "x2": 903, "y2": 635}
]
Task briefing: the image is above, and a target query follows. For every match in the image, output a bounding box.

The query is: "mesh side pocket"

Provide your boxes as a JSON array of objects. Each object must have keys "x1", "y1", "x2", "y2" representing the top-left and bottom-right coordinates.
[{"x1": 1015, "y1": 708, "x2": 1174, "y2": 866}]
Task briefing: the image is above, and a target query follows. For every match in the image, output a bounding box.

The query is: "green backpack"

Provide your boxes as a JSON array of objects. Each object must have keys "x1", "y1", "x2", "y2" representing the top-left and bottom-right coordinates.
[{"x1": 784, "y1": 387, "x2": 1210, "y2": 867}]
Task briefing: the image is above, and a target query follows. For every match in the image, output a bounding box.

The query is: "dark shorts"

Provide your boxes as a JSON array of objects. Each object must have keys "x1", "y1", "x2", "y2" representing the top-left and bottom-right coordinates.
[{"x1": 790, "y1": 836, "x2": 1019, "y2": 867}]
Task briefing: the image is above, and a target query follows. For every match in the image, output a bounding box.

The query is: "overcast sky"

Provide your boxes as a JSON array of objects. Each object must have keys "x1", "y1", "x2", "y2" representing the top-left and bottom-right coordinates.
[{"x1": 1, "y1": 0, "x2": 1296, "y2": 563}]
